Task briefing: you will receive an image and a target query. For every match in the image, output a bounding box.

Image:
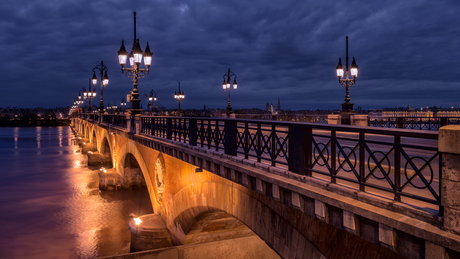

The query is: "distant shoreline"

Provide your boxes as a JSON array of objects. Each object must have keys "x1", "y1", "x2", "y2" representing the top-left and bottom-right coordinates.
[{"x1": 0, "y1": 119, "x2": 69, "y2": 127}]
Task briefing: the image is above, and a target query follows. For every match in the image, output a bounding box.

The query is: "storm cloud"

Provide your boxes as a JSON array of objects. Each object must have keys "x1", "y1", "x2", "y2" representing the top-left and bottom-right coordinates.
[{"x1": 1, "y1": 0, "x2": 459, "y2": 110}]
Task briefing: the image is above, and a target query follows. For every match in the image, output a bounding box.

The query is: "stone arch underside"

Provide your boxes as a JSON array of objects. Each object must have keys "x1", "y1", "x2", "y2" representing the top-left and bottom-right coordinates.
[
  {"x1": 165, "y1": 181, "x2": 324, "y2": 259},
  {"x1": 85, "y1": 126, "x2": 89, "y2": 139},
  {"x1": 91, "y1": 129, "x2": 97, "y2": 146},
  {"x1": 123, "y1": 153, "x2": 147, "y2": 189},
  {"x1": 97, "y1": 127, "x2": 114, "y2": 168},
  {"x1": 166, "y1": 180, "x2": 400, "y2": 259},
  {"x1": 117, "y1": 141, "x2": 160, "y2": 214}
]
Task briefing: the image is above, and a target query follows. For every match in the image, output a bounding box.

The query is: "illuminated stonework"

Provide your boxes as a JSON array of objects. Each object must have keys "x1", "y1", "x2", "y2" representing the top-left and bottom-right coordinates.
[{"x1": 155, "y1": 154, "x2": 166, "y2": 202}]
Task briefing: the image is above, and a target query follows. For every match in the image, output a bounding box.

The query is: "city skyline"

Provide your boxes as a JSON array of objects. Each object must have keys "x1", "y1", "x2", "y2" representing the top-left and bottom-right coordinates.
[{"x1": 1, "y1": 0, "x2": 458, "y2": 110}]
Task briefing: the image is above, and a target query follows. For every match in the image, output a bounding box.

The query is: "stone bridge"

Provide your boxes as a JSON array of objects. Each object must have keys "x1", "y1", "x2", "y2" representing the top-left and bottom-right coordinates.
[{"x1": 71, "y1": 115, "x2": 460, "y2": 259}]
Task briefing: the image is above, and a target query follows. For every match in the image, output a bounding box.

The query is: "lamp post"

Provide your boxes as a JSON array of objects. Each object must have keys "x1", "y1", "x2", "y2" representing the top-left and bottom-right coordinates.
[
  {"x1": 221, "y1": 68, "x2": 238, "y2": 115},
  {"x1": 174, "y1": 82, "x2": 185, "y2": 112},
  {"x1": 87, "y1": 78, "x2": 97, "y2": 113},
  {"x1": 92, "y1": 61, "x2": 109, "y2": 116},
  {"x1": 74, "y1": 98, "x2": 83, "y2": 113},
  {"x1": 148, "y1": 90, "x2": 157, "y2": 114},
  {"x1": 121, "y1": 98, "x2": 127, "y2": 113},
  {"x1": 77, "y1": 89, "x2": 87, "y2": 113},
  {"x1": 117, "y1": 12, "x2": 153, "y2": 116},
  {"x1": 335, "y1": 36, "x2": 359, "y2": 124}
]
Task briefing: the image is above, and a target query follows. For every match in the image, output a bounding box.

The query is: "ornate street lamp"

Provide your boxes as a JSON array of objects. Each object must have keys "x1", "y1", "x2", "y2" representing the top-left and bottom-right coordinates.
[
  {"x1": 148, "y1": 90, "x2": 157, "y2": 102},
  {"x1": 174, "y1": 82, "x2": 185, "y2": 112},
  {"x1": 78, "y1": 90, "x2": 86, "y2": 113},
  {"x1": 221, "y1": 68, "x2": 237, "y2": 115},
  {"x1": 92, "y1": 61, "x2": 109, "y2": 115},
  {"x1": 86, "y1": 78, "x2": 97, "y2": 113},
  {"x1": 336, "y1": 36, "x2": 359, "y2": 116},
  {"x1": 74, "y1": 98, "x2": 83, "y2": 113},
  {"x1": 78, "y1": 87, "x2": 89, "y2": 113},
  {"x1": 148, "y1": 90, "x2": 157, "y2": 114},
  {"x1": 121, "y1": 98, "x2": 127, "y2": 113},
  {"x1": 112, "y1": 101, "x2": 118, "y2": 113},
  {"x1": 117, "y1": 12, "x2": 153, "y2": 115}
]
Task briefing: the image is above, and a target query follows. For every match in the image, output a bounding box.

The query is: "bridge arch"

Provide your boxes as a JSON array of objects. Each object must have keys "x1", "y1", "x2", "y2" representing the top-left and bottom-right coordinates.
[
  {"x1": 98, "y1": 130, "x2": 111, "y2": 152},
  {"x1": 85, "y1": 125, "x2": 89, "y2": 139},
  {"x1": 99, "y1": 130, "x2": 113, "y2": 167},
  {"x1": 118, "y1": 141, "x2": 160, "y2": 213},
  {"x1": 165, "y1": 181, "x2": 325, "y2": 259},
  {"x1": 91, "y1": 129, "x2": 97, "y2": 146}
]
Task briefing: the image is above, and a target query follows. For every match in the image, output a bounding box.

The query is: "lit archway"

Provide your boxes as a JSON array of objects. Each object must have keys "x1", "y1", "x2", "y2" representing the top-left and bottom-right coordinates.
[
  {"x1": 91, "y1": 130, "x2": 97, "y2": 146},
  {"x1": 85, "y1": 126, "x2": 89, "y2": 139},
  {"x1": 118, "y1": 141, "x2": 160, "y2": 214},
  {"x1": 167, "y1": 182, "x2": 326, "y2": 259},
  {"x1": 100, "y1": 137, "x2": 112, "y2": 167},
  {"x1": 183, "y1": 210, "x2": 280, "y2": 258}
]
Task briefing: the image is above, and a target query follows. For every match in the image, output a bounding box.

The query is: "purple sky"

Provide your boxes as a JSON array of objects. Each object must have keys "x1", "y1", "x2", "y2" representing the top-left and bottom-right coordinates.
[{"x1": 1, "y1": 0, "x2": 459, "y2": 110}]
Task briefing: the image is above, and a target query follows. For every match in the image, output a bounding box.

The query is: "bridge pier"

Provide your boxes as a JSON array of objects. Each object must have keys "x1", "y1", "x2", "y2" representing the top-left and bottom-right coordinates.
[
  {"x1": 87, "y1": 151, "x2": 104, "y2": 166},
  {"x1": 129, "y1": 214, "x2": 173, "y2": 252},
  {"x1": 98, "y1": 168, "x2": 120, "y2": 191}
]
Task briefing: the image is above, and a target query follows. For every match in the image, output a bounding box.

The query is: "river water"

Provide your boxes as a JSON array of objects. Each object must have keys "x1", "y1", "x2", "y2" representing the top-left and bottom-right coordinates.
[{"x1": 0, "y1": 127, "x2": 153, "y2": 259}]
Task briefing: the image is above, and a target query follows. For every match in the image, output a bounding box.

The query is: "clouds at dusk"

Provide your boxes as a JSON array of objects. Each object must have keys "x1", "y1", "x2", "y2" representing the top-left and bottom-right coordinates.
[{"x1": 1, "y1": 0, "x2": 459, "y2": 110}]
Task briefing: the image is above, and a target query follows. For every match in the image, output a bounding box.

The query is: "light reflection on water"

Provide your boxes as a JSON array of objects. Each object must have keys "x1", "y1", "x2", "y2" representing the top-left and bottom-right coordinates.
[{"x1": 0, "y1": 127, "x2": 153, "y2": 259}]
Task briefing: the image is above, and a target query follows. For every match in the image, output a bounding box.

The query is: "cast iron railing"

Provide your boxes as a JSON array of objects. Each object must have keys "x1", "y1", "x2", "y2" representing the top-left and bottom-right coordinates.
[
  {"x1": 112, "y1": 115, "x2": 127, "y2": 128},
  {"x1": 369, "y1": 117, "x2": 460, "y2": 130},
  {"x1": 83, "y1": 115, "x2": 443, "y2": 213}
]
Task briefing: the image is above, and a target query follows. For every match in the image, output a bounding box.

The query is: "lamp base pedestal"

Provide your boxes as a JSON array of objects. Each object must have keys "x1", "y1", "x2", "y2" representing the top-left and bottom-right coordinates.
[{"x1": 341, "y1": 102, "x2": 355, "y2": 125}]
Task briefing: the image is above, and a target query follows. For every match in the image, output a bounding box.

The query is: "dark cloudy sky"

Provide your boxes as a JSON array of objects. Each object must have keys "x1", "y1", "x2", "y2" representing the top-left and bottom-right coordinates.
[{"x1": 1, "y1": 0, "x2": 459, "y2": 110}]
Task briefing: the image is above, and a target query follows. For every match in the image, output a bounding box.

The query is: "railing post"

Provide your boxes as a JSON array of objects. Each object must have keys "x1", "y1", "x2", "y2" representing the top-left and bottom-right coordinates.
[
  {"x1": 150, "y1": 118, "x2": 154, "y2": 136},
  {"x1": 199, "y1": 119, "x2": 204, "y2": 148},
  {"x1": 257, "y1": 124, "x2": 262, "y2": 163},
  {"x1": 166, "y1": 118, "x2": 172, "y2": 140},
  {"x1": 271, "y1": 125, "x2": 276, "y2": 166},
  {"x1": 438, "y1": 126, "x2": 460, "y2": 233},
  {"x1": 224, "y1": 120, "x2": 237, "y2": 156},
  {"x1": 288, "y1": 125, "x2": 305, "y2": 175},
  {"x1": 207, "y1": 120, "x2": 212, "y2": 149},
  {"x1": 440, "y1": 117, "x2": 448, "y2": 127},
  {"x1": 359, "y1": 132, "x2": 365, "y2": 192},
  {"x1": 394, "y1": 135, "x2": 401, "y2": 202},
  {"x1": 244, "y1": 123, "x2": 249, "y2": 159},
  {"x1": 305, "y1": 127, "x2": 312, "y2": 177},
  {"x1": 134, "y1": 114, "x2": 141, "y2": 134},
  {"x1": 397, "y1": 117, "x2": 404, "y2": 129},
  {"x1": 189, "y1": 119, "x2": 197, "y2": 146},
  {"x1": 331, "y1": 131, "x2": 337, "y2": 183},
  {"x1": 126, "y1": 114, "x2": 133, "y2": 133}
]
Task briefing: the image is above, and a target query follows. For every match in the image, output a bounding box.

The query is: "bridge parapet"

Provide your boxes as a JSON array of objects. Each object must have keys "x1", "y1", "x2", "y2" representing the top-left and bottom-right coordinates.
[{"x1": 72, "y1": 115, "x2": 460, "y2": 258}]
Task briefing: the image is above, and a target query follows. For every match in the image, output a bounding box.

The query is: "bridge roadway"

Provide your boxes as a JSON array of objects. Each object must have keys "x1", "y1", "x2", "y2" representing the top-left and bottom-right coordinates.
[{"x1": 73, "y1": 115, "x2": 460, "y2": 259}]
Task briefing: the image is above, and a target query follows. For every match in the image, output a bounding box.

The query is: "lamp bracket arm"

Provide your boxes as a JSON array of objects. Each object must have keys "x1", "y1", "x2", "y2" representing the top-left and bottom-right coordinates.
[{"x1": 124, "y1": 71, "x2": 134, "y2": 79}]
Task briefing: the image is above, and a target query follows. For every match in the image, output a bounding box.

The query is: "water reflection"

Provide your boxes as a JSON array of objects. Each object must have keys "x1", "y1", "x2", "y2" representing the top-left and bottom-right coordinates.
[{"x1": 0, "y1": 127, "x2": 153, "y2": 259}]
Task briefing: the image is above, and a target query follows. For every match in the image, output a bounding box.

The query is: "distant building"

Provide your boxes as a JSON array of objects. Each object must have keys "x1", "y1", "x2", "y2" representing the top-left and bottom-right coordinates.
[
  {"x1": 265, "y1": 98, "x2": 281, "y2": 114},
  {"x1": 370, "y1": 103, "x2": 460, "y2": 118}
]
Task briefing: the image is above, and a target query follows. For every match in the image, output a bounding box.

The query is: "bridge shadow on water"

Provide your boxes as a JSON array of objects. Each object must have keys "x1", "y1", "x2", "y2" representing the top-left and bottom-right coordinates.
[{"x1": 99, "y1": 189, "x2": 153, "y2": 215}]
